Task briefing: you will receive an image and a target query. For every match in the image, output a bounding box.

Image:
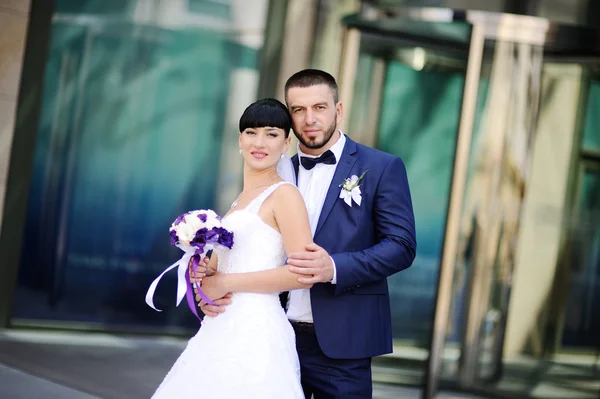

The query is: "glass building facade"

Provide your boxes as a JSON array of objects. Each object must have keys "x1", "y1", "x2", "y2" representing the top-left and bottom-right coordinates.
[
  {"x1": 10, "y1": 0, "x2": 266, "y2": 332},
  {"x1": 1, "y1": 1, "x2": 599, "y2": 398}
]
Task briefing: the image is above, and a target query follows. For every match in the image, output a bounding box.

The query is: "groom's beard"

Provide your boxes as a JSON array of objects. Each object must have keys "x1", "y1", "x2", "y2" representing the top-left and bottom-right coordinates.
[{"x1": 295, "y1": 119, "x2": 337, "y2": 150}]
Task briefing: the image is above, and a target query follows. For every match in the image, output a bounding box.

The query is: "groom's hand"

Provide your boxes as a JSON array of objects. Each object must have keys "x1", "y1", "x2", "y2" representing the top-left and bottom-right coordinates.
[
  {"x1": 288, "y1": 243, "x2": 334, "y2": 284},
  {"x1": 199, "y1": 294, "x2": 232, "y2": 317}
]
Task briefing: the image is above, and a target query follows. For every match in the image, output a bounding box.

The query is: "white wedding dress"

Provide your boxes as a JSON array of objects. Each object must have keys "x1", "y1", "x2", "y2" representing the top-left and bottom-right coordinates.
[{"x1": 151, "y1": 182, "x2": 303, "y2": 399}]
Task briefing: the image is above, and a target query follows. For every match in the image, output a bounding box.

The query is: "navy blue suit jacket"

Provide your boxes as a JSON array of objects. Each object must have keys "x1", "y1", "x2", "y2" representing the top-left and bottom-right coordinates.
[{"x1": 288, "y1": 136, "x2": 416, "y2": 359}]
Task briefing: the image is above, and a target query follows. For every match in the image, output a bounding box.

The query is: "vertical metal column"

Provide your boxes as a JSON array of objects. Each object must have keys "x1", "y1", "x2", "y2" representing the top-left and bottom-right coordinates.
[
  {"x1": 422, "y1": 23, "x2": 485, "y2": 399},
  {"x1": 338, "y1": 27, "x2": 361, "y2": 133},
  {"x1": 256, "y1": 0, "x2": 289, "y2": 100},
  {"x1": 0, "y1": 0, "x2": 56, "y2": 328},
  {"x1": 584, "y1": 0, "x2": 600, "y2": 27}
]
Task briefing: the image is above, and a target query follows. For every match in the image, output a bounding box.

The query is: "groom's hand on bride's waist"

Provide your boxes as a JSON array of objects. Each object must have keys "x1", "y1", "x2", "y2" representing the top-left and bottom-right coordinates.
[
  {"x1": 288, "y1": 243, "x2": 335, "y2": 284},
  {"x1": 199, "y1": 293, "x2": 232, "y2": 318}
]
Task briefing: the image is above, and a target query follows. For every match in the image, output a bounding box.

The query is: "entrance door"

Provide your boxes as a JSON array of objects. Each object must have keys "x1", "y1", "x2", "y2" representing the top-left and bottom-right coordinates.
[
  {"x1": 336, "y1": 17, "x2": 471, "y2": 386},
  {"x1": 338, "y1": 8, "x2": 600, "y2": 399}
]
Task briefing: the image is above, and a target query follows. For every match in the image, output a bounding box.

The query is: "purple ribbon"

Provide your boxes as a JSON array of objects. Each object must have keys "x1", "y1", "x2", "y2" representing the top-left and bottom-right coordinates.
[{"x1": 185, "y1": 255, "x2": 217, "y2": 320}]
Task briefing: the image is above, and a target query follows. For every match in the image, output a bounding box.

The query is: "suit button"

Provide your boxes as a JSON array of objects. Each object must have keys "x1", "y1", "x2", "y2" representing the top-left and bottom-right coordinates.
[{"x1": 356, "y1": 285, "x2": 361, "y2": 288}]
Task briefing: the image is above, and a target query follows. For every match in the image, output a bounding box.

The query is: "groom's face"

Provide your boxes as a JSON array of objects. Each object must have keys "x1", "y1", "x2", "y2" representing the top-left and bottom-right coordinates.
[{"x1": 286, "y1": 84, "x2": 342, "y2": 155}]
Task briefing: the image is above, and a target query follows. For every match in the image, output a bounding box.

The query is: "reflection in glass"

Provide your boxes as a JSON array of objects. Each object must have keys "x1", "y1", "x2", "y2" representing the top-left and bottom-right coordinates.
[
  {"x1": 448, "y1": 57, "x2": 600, "y2": 398},
  {"x1": 343, "y1": 30, "x2": 470, "y2": 385},
  {"x1": 340, "y1": 9, "x2": 600, "y2": 399},
  {"x1": 528, "y1": 160, "x2": 600, "y2": 398},
  {"x1": 13, "y1": 1, "x2": 266, "y2": 331},
  {"x1": 563, "y1": 164, "x2": 600, "y2": 348},
  {"x1": 350, "y1": 35, "x2": 469, "y2": 346},
  {"x1": 378, "y1": 58, "x2": 465, "y2": 343},
  {"x1": 447, "y1": 40, "x2": 543, "y2": 387},
  {"x1": 582, "y1": 79, "x2": 600, "y2": 152}
]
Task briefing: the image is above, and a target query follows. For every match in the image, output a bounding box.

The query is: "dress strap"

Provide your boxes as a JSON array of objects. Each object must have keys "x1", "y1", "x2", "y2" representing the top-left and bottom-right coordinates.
[{"x1": 245, "y1": 182, "x2": 293, "y2": 214}]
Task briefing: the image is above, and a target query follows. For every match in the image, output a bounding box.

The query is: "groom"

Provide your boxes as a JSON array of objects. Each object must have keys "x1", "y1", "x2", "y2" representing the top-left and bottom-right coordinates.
[{"x1": 203, "y1": 69, "x2": 416, "y2": 398}]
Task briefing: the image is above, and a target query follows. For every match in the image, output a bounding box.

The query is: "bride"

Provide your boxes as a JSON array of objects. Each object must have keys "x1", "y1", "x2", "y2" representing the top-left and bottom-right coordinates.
[{"x1": 151, "y1": 98, "x2": 311, "y2": 399}]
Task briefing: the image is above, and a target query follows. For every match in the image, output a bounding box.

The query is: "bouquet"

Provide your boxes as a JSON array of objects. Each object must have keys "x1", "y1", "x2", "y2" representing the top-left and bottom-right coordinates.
[{"x1": 145, "y1": 209, "x2": 234, "y2": 319}]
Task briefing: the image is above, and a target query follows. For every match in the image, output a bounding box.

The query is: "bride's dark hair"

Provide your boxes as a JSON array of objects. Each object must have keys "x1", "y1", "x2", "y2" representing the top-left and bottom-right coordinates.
[{"x1": 239, "y1": 98, "x2": 291, "y2": 138}]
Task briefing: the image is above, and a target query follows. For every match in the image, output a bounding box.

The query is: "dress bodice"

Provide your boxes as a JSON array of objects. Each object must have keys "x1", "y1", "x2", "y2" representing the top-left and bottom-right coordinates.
[{"x1": 215, "y1": 182, "x2": 290, "y2": 276}]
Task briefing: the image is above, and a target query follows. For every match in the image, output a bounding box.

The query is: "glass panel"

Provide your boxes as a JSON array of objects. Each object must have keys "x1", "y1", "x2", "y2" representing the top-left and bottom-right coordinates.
[
  {"x1": 441, "y1": 38, "x2": 550, "y2": 393},
  {"x1": 582, "y1": 79, "x2": 600, "y2": 152},
  {"x1": 544, "y1": 162, "x2": 600, "y2": 398},
  {"x1": 55, "y1": 0, "x2": 132, "y2": 15},
  {"x1": 378, "y1": 58, "x2": 466, "y2": 343},
  {"x1": 489, "y1": 67, "x2": 600, "y2": 399},
  {"x1": 345, "y1": 31, "x2": 470, "y2": 384},
  {"x1": 563, "y1": 164, "x2": 600, "y2": 348},
  {"x1": 442, "y1": 46, "x2": 600, "y2": 398},
  {"x1": 12, "y1": 0, "x2": 267, "y2": 331}
]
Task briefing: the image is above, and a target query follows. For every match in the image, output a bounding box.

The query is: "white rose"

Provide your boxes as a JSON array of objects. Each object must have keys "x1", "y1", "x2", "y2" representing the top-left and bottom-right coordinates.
[
  {"x1": 205, "y1": 209, "x2": 218, "y2": 219},
  {"x1": 177, "y1": 222, "x2": 196, "y2": 245},
  {"x1": 184, "y1": 213, "x2": 203, "y2": 231},
  {"x1": 205, "y1": 217, "x2": 220, "y2": 230}
]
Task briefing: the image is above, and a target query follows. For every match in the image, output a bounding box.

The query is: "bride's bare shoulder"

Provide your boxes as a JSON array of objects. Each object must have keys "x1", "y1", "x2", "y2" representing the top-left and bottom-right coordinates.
[
  {"x1": 270, "y1": 183, "x2": 305, "y2": 215},
  {"x1": 261, "y1": 182, "x2": 302, "y2": 212},
  {"x1": 272, "y1": 182, "x2": 302, "y2": 200}
]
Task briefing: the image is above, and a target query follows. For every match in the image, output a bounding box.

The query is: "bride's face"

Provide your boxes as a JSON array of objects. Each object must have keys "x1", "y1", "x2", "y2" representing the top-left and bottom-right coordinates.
[{"x1": 239, "y1": 126, "x2": 290, "y2": 171}]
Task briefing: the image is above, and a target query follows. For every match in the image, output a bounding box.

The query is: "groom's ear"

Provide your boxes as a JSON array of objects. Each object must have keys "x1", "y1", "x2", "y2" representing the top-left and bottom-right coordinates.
[{"x1": 336, "y1": 102, "x2": 343, "y2": 125}]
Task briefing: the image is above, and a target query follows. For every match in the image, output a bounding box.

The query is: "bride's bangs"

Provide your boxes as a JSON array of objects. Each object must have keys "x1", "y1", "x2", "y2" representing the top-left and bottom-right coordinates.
[{"x1": 239, "y1": 98, "x2": 291, "y2": 137}]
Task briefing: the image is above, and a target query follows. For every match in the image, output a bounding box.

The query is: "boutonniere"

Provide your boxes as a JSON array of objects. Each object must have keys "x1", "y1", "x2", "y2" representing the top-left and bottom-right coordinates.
[{"x1": 339, "y1": 170, "x2": 368, "y2": 207}]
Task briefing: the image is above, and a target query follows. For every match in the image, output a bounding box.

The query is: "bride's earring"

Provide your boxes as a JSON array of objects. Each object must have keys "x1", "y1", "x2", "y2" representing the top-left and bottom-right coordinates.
[
  {"x1": 239, "y1": 149, "x2": 242, "y2": 155},
  {"x1": 280, "y1": 153, "x2": 284, "y2": 159}
]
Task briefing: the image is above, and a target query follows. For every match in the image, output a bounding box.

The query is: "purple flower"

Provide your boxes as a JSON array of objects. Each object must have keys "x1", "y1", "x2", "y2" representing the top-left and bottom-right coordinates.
[
  {"x1": 169, "y1": 229, "x2": 179, "y2": 246},
  {"x1": 191, "y1": 227, "x2": 208, "y2": 253},
  {"x1": 213, "y1": 227, "x2": 234, "y2": 249},
  {"x1": 173, "y1": 213, "x2": 186, "y2": 226},
  {"x1": 204, "y1": 228, "x2": 219, "y2": 243},
  {"x1": 198, "y1": 213, "x2": 207, "y2": 223}
]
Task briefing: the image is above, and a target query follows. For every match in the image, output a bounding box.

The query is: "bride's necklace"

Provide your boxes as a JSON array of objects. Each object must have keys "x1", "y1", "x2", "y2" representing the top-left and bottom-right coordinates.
[{"x1": 231, "y1": 175, "x2": 278, "y2": 208}]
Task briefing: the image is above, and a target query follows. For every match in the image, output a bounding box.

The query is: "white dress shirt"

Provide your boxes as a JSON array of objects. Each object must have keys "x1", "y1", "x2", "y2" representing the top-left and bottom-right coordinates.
[{"x1": 286, "y1": 131, "x2": 346, "y2": 323}]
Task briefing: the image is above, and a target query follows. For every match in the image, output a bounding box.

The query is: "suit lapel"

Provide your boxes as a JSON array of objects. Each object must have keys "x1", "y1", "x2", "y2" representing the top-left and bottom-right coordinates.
[
  {"x1": 315, "y1": 138, "x2": 357, "y2": 236},
  {"x1": 291, "y1": 154, "x2": 299, "y2": 184}
]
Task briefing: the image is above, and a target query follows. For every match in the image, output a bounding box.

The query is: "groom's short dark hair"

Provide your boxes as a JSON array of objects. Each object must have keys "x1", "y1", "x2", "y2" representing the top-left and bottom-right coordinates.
[{"x1": 284, "y1": 69, "x2": 339, "y2": 104}]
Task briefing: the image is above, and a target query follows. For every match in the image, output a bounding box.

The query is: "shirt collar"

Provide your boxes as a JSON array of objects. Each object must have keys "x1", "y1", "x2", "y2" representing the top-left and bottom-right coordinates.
[{"x1": 297, "y1": 130, "x2": 346, "y2": 164}]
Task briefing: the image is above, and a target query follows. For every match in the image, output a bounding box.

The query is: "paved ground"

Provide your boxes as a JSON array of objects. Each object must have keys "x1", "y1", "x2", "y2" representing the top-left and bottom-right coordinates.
[
  {"x1": 0, "y1": 329, "x2": 485, "y2": 399},
  {"x1": 0, "y1": 363, "x2": 472, "y2": 399},
  {"x1": 0, "y1": 364, "x2": 98, "y2": 399}
]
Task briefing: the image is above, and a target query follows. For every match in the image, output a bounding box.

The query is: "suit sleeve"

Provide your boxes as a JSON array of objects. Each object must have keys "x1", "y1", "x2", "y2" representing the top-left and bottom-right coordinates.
[{"x1": 330, "y1": 156, "x2": 416, "y2": 295}]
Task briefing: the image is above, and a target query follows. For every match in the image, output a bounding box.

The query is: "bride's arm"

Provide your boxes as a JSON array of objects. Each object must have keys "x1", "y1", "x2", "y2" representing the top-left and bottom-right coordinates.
[{"x1": 209, "y1": 184, "x2": 313, "y2": 294}]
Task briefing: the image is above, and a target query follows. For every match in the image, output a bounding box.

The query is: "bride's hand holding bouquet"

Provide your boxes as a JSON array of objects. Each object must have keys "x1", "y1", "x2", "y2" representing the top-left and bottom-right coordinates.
[{"x1": 145, "y1": 209, "x2": 234, "y2": 319}]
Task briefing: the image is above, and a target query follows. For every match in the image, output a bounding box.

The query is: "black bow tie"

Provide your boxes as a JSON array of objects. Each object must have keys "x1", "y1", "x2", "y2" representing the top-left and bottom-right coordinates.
[{"x1": 300, "y1": 150, "x2": 336, "y2": 170}]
